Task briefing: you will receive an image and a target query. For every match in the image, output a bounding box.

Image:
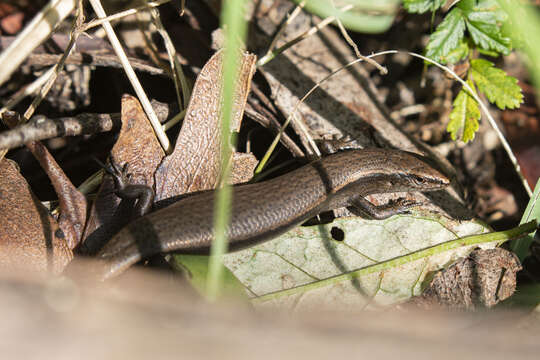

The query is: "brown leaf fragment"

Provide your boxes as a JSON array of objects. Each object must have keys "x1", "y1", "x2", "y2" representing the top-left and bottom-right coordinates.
[
  {"x1": 81, "y1": 95, "x2": 165, "y2": 252},
  {"x1": 0, "y1": 159, "x2": 72, "y2": 273},
  {"x1": 155, "y1": 50, "x2": 257, "y2": 201},
  {"x1": 110, "y1": 95, "x2": 166, "y2": 188},
  {"x1": 411, "y1": 248, "x2": 522, "y2": 309},
  {"x1": 230, "y1": 152, "x2": 258, "y2": 184}
]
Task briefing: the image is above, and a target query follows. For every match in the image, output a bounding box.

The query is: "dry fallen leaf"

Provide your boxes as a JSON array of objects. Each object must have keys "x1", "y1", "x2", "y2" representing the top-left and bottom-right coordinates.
[
  {"x1": 412, "y1": 248, "x2": 522, "y2": 309},
  {"x1": 155, "y1": 49, "x2": 257, "y2": 200},
  {"x1": 0, "y1": 159, "x2": 72, "y2": 273}
]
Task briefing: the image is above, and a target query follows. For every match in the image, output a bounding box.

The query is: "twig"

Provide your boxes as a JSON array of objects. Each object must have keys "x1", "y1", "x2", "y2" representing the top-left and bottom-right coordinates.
[
  {"x1": 0, "y1": 1, "x2": 85, "y2": 162},
  {"x1": 0, "y1": 113, "x2": 120, "y2": 150},
  {"x1": 263, "y1": 1, "x2": 306, "y2": 58},
  {"x1": 26, "y1": 53, "x2": 167, "y2": 76},
  {"x1": 257, "y1": 3, "x2": 386, "y2": 73},
  {"x1": 0, "y1": 67, "x2": 55, "y2": 116}
]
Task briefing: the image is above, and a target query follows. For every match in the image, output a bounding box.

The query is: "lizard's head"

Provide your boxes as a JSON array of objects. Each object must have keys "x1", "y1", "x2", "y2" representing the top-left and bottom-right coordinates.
[{"x1": 392, "y1": 151, "x2": 450, "y2": 192}]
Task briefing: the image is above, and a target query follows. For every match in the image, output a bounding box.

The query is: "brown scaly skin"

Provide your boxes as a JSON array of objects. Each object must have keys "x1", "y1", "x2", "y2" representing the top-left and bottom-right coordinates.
[{"x1": 97, "y1": 149, "x2": 450, "y2": 279}]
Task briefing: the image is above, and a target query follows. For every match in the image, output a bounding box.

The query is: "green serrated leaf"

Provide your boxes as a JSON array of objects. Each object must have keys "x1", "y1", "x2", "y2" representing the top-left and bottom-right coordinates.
[
  {"x1": 425, "y1": 8, "x2": 466, "y2": 62},
  {"x1": 475, "y1": 0, "x2": 509, "y2": 23},
  {"x1": 442, "y1": 40, "x2": 469, "y2": 64},
  {"x1": 476, "y1": 47, "x2": 500, "y2": 58},
  {"x1": 403, "y1": 0, "x2": 444, "y2": 14},
  {"x1": 447, "y1": 79, "x2": 480, "y2": 142},
  {"x1": 466, "y1": 21, "x2": 512, "y2": 54},
  {"x1": 457, "y1": 0, "x2": 476, "y2": 12},
  {"x1": 458, "y1": 0, "x2": 507, "y2": 22},
  {"x1": 459, "y1": 0, "x2": 512, "y2": 54},
  {"x1": 470, "y1": 58, "x2": 523, "y2": 109}
]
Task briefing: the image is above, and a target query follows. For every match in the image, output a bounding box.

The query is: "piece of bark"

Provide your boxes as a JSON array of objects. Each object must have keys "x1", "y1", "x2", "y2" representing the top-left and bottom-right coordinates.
[
  {"x1": 410, "y1": 248, "x2": 522, "y2": 309},
  {"x1": 154, "y1": 50, "x2": 257, "y2": 200},
  {"x1": 0, "y1": 113, "x2": 120, "y2": 151},
  {"x1": 0, "y1": 159, "x2": 72, "y2": 273}
]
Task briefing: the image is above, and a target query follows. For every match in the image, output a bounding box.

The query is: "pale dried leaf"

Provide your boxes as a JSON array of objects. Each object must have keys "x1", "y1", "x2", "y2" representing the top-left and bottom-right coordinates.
[
  {"x1": 223, "y1": 214, "x2": 492, "y2": 309},
  {"x1": 155, "y1": 50, "x2": 257, "y2": 200}
]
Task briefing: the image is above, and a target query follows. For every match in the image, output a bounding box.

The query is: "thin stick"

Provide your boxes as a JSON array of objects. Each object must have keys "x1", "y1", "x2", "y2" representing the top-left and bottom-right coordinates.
[
  {"x1": 257, "y1": 10, "x2": 337, "y2": 67},
  {"x1": 149, "y1": 9, "x2": 182, "y2": 109},
  {"x1": 257, "y1": 3, "x2": 386, "y2": 74},
  {"x1": 0, "y1": 0, "x2": 77, "y2": 87},
  {"x1": 331, "y1": 1, "x2": 387, "y2": 75},
  {"x1": 149, "y1": 8, "x2": 191, "y2": 110}
]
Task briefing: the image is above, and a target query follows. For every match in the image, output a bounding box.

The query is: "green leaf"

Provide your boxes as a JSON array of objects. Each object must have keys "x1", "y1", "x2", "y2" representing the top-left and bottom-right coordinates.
[
  {"x1": 470, "y1": 58, "x2": 523, "y2": 109},
  {"x1": 466, "y1": 21, "x2": 511, "y2": 54},
  {"x1": 292, "y1": 0, "x2": 400, "y2": 34},
  {"x1": 442, "y1": 40, "x2": 469, "y2": 64},
  {"x1": 425, "y1": 8, "x2": 466, "y2": 63},
  {"x1": 447, "y1": 78, "x2": 480, "y2": 143},
  {"x1": 171, "y1": 254, "x2": 247, "y2": 299},
  {"x1": 403, "y1": 0, "x2": 444, "y2": 14},
  {"x1": 459, "y1": 0, "x2": 512, "y2": 54}
]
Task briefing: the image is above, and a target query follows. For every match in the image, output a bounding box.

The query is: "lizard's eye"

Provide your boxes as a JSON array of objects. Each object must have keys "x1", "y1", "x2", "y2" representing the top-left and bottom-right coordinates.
[{"x1": 411, "y1": 175, "x2": 426, "y2": 185}]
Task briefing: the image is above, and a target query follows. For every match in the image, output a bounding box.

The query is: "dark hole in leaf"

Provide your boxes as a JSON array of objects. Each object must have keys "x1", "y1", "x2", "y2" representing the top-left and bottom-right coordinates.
[
  {"x1": 302, "y1": 211, "x2": 335, "y2": 226},
  {"x1": 330, "y1": 226, "x2": 344, "y2": 241}
]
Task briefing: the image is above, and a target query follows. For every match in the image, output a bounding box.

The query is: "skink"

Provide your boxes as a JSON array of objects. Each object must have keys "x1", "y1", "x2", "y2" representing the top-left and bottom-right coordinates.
[{"x1": 97, "y1": 149, "x2": 450, "y2": 279}]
